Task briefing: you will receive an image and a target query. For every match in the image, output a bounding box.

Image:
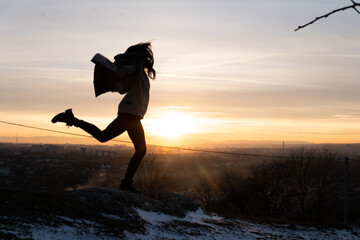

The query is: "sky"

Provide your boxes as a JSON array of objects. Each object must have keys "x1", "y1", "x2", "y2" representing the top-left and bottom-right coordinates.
[{"x1": 0, "y1": 0, "x2": 360, "y2": 147}]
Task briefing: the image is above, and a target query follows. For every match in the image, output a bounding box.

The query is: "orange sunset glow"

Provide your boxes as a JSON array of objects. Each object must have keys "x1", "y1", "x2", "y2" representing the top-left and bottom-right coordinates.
[
  {"x1": 146, "y1": 111, "x2": 198, "y2": 138},
  {"x1": 0, "y1": 1, "x2": 360, "y2": 148}
]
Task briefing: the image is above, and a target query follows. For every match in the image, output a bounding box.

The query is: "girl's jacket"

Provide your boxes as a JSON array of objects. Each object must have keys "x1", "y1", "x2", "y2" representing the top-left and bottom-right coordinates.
[{"x1": 91, "y1": 53, "x2": 140, "y2": 97}]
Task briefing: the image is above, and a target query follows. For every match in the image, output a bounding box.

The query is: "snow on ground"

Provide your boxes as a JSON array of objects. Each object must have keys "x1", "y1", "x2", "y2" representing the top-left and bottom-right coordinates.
[
  {"x1": 1, "y1": 208, "x2": 360, "y2": 240},
  {"x1": 126, "y1": 208, "x2": 360, "y2": 240},
  {"x1": 0, "y1": 217, "x2": 117, "y2": 240}
]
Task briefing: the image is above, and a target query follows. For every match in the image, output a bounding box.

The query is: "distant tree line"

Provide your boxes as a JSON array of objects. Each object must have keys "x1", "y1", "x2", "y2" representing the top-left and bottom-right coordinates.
[{"x1": 196, "y1": 146, "x2": 360, "y2": 224}]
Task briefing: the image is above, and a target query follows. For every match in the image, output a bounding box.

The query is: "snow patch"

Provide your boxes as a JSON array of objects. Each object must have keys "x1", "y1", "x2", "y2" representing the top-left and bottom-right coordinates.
[
  {"x1": 1, "y1": 222, "x2": 118, "y2": 240},
  {"x1": 102, "y1": 213, "x2": 126, "y2": 221},
  {"x1": 135, "y1": 207, "x2": 220, "y2": 225},
  {"x1": 185, "y1": 208, "x2": 222, "y2": 225},
  {"x1": 135, "y1": 208, "x2": 182, "y2": 223},
  {"x1": 129, "y1": 208, "x2": 360, "y2": 240}
]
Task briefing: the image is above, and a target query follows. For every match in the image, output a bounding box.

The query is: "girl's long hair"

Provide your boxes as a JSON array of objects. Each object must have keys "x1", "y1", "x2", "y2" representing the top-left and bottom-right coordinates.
[{"x1": 125, "y1": 42, "x2": 156, "y2": 80}]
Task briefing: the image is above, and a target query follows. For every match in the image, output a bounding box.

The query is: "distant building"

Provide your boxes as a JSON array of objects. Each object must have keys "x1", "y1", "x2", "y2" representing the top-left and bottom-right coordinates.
[
  {"x1": 80, "y1": 147, "x2": 87, "y2": 155},
  {"x1": 66, "y1": 145, "x2": 78, "y2": 153},
  {"x1": 0, "y1": 167, "x2": 10, "y2": 176},
  {"x1": 90, "y1": 150, "x2": 116, "y2": 157},
  {"x1": 43, "y1": 145, "x2": 65, "y2": 154},
  {"x1": 101, "y1": 163, "x2": 112, "y2": 169},
  {"x1": 31, "y1": 144, "x2": 44, "y2": 153}
]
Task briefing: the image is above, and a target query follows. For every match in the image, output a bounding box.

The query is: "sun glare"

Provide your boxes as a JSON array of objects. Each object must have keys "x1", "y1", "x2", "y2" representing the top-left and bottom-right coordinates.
[{"x1": 149, "y1": 111, "x2": 197, "y2": 138}]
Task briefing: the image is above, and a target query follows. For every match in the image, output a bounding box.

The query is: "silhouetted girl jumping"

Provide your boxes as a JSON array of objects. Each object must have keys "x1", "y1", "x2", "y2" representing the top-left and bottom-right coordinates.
[{"x1": 52, "y1": 42, "x2": 156, "y2": 193}]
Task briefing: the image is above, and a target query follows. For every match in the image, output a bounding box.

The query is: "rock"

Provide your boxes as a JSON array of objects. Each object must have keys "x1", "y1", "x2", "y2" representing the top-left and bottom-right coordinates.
[{"x1": 0, "y1": 188, "x2": 202, "y2": 237}]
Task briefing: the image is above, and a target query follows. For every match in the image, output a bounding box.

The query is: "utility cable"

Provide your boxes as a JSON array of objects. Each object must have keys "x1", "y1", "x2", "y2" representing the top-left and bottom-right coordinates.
[
  {"x1": 0, "y1": 120, "x2": 358, "y2": 162},
  {"x1": 0, "y1": 120, "x2": 288, "y2": 158}
]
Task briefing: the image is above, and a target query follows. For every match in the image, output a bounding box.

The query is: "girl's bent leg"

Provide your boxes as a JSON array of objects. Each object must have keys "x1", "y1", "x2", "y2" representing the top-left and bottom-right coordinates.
[
  {"x1": 123, "y1": 120, "x2": 147, "y2": 183},
  {"x1": 74, "y1": 117, "x2": 126, "y2": 143}
]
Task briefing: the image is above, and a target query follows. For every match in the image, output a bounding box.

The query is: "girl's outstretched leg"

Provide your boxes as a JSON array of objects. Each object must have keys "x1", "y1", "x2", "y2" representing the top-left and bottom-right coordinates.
[
  {"x1": 74, "y1": 117, "x2": 125, "y2": 143},
  {"x1": 52, "y1": 109, "x2": 126, "y2": 143}
]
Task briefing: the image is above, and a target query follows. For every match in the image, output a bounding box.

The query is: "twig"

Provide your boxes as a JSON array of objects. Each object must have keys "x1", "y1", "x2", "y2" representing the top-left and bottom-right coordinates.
[{"x1": 295, "y1": 1, "x2": 360, "y2": 31}]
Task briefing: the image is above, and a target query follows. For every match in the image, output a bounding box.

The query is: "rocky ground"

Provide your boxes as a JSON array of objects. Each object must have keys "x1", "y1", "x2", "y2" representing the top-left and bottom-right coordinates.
[{"x1": 0, "y1": 188, "x2": 359, "y2": 240}]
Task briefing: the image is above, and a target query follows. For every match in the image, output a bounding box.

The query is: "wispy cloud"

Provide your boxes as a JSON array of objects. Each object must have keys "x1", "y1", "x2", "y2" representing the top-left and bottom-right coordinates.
[
  {"x1": 0, "y1": 66, "x2": 90, "y2": 73},
  {"x1": 159, "y1": 73, "x2": 322, "y2": 88},
  {"x1": 157, "y1": 106, "x2": 192, "y2": 109},
  {"x1": 331, "y1": 114, "x2": 360, "y2": 119}
]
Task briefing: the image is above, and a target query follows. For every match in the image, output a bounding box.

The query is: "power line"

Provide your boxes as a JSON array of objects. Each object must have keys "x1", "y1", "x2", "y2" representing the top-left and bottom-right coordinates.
[
  {"x1": 0, "y1": 120, "x2": 286, "y2": 158},
  {"x1": 0, "y1": 120, "x2": 358, "y2": 162},
  {"x1": 0, "y1": 120, "x2": 132, "y2": 143},
  {"x1": 1, "y1": 120, "x2": 283, "y2": 158}
]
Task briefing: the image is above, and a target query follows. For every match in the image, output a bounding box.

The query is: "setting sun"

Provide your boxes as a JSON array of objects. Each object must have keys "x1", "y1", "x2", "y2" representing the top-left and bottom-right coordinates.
[{"x1": 147, "y1": 111, "x2": 197, "y2": 138}]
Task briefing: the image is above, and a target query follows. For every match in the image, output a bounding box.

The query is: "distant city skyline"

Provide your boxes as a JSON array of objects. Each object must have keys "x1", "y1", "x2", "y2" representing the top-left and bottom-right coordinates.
[{"x1": 1, "y1": 0, "x2": 360, "y2": 147}]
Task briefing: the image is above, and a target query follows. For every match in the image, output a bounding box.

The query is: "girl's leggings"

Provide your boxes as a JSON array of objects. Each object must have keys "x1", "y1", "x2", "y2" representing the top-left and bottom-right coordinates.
[{"x1": 74, "y1": 113, "x2": 146, "y2": 183}]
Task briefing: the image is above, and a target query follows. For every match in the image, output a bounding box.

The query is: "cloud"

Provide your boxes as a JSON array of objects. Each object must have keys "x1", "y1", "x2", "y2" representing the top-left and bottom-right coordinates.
[
  {"x1": 0, "y1": 65, "x2": 90, "y2": 74},
  {"x1": 157, "y1": 106, "x2": 192, "y2": 109},
  {"x1": 331, "y1": 114, "x2": 360, "y2": 120}
]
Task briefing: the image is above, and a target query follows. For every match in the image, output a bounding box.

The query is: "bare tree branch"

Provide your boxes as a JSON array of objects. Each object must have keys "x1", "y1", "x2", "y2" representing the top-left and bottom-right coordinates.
[{"x1": 295, "y1": 1, "x2": 360, "y2": 31}]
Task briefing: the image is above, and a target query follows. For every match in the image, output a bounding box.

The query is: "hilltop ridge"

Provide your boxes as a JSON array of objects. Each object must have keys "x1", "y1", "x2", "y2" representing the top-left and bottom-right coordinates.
[{"x1": 1, "y1": 188, "x2": 359, "y2": 240}]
